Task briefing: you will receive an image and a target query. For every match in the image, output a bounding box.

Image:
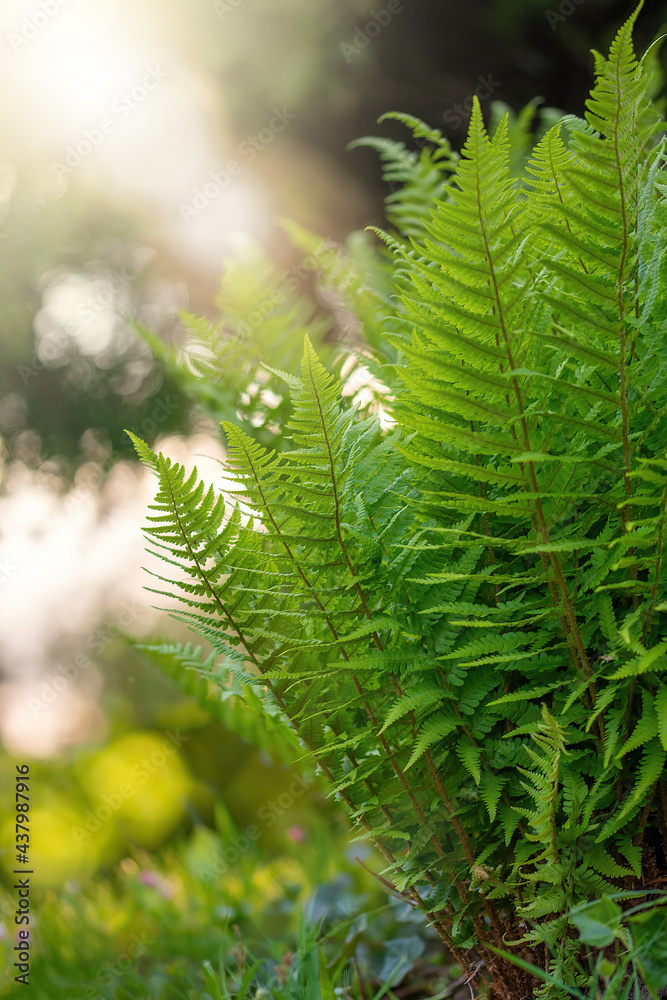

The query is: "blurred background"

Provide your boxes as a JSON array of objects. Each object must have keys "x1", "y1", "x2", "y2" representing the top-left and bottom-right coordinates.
[{"x1": 0, "y1": 0, "x2": 665, "y2": 996}]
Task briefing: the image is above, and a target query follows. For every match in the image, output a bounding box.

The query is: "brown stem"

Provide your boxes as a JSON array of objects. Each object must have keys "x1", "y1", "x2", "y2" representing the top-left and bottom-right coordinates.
[
  {"x1": 475, "y1": 174, "x2": 601, "y2": 731},
  {"x1": 642, "y1": 485, "x2": 667, "y2": 644},
  {"x1": 659, "y1": 784, "x2": 667, "y2": 860},
  {"x1": 633, "y1": 781, "x2": 658, "y2": 857}
]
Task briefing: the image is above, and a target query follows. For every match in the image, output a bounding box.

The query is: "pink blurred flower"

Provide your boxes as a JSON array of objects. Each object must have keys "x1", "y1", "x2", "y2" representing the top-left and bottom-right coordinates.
[
  {"x1": 138, "y1": 869, "x2": 159, "y2": 887},
  {"x1": 137, "y1": 869, "x2": 175, "y2": 899},
  {"x1": 286, "y1": 826, "x2": 306, "y2": 844}
]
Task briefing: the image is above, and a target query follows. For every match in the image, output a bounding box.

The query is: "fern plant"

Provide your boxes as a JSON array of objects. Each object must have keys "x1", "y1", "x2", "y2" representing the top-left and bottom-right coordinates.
[{"x1": 131, "y1": 6, "x2": 667, "y2": 997}]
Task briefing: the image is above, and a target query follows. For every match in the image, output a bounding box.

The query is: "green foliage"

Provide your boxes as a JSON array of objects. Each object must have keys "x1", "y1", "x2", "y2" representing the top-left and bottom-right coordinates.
[
  {"x1": 494, "y1": 892, "x2": 667, "y2": 999},
  {"x1": 349, "y1": 113, "x2": 458, "y2": 240},
  {"x1": 132, "y1": 6, "x2": 667, "y2": 997},
  {"x1": 135, "y1": 239, "x2": 336, "y2": 449},
  {"x1": 0, "y1": 832, "x2": 453, "y2": 1000},
  {"x1": 135, "y1": 225, "x2": 407, "y2": 456},
  {"x1": 137, "y1": 641, "x2": 304, "y2": 767}
]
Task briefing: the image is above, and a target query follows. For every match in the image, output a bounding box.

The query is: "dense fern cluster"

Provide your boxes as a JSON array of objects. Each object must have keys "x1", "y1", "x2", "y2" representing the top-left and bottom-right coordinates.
[{"x1": 132, "y1": 7, "x2": 667, "y2": 998}]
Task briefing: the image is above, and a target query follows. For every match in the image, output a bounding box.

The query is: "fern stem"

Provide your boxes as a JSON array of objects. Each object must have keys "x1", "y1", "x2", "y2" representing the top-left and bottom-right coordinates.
[
  {"x1": 641, "y1": 482, "x2": 667, "y2": 643},
  {"x1": 390, "y1": 672, "x2": 477, "y2": 865},
  {"x1": 231, "y1": 439, "x2": 419, "y2": 834},
  {"x1": 470, "y1": 429, "x2": 499, "y2": 601},
  {"x1": 315, "y1": 747, "x2": 462, "y2": 956},
  {"x1": 350, "y1": 675, "x2": 429, "y2": 823},
  {"x1": 229, "y1": 440, "x2": 446, "y2": 878},
  {"x1": 293, "y1": 373, "x2": 470, "y2": 876},
  {"x1": 632, "y1": 780, "x2": 658, "y2": 853},
  {"x1": 389, "y1": 673, "x2": 508, "y2": 947},
  {"x1": 304, "y1": 347, "x2": 383, "y2": 648},
  {"x1": 612, "y1": 40, "x2": 640, "y2": 607},
  {"x1": 363, "y1": 835, "x2": 467, "y2": 961},
  {"x1": 473, "y1": 156, "x2": 601, "y2": 724},
  {"x1": 351, "y1": 672, "x2": 504, "y2": 954},
  {"x1": 346, "y1": 747, "x2": 394, "y2": 825},
  {"x1": 658, "y1": 783, "x2": 667, "y2": 860}
]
